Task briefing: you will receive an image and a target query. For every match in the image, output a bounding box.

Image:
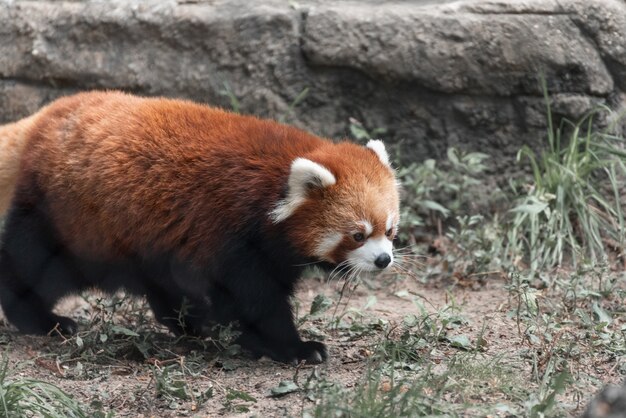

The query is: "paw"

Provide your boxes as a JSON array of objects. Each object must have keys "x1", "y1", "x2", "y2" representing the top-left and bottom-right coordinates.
[
  {"x1": 296, "y1": 341, "x2": 327, "y2": 364},
  {"x1": 17, "y1": 315, "x2": 78, "y2": 336},
  {"x1": 164, "y1": 319, "x2": 205, "y2": 338},
  {"x1": 246, "y1": 340, "x2": 328, "y2": 365},
  {"x1": 50, "y1": 315, "x2": 78, "y2": 336}
]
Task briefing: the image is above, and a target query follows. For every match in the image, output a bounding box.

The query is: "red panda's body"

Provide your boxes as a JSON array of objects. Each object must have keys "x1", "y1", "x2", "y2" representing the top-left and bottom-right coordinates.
[{"x1": 0, "y1": 91, "x2": 399, "y2": 364}]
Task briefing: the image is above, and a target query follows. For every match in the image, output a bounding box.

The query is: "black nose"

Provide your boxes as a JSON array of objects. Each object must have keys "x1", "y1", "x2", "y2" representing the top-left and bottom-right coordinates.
[{"x1": 374, "y1": 253, "x2": 391, "y2": 269}]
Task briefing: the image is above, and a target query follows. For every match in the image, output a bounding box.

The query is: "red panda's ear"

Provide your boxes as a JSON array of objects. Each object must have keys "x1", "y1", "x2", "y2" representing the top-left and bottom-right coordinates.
[
  {"x1": 366, "y1": 140, "x2": 390, "y2": 167},
  {"x1": 270, "y1": 158, "x2": 336, "y2": 223}
]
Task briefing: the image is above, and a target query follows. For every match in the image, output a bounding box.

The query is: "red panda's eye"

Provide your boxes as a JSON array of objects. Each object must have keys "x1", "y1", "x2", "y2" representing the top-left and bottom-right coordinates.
[
  {"x1": 385, "y1": 228, "x2": 393, "y2": 237},
  {"x1": 353, "y1": 233, "x2": 365, "y2": 242}
]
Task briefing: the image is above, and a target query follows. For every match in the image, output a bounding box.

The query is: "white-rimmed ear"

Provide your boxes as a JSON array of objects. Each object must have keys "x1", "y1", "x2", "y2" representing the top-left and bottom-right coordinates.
[
  {"x1": 366, "y1": 139, "x2": 390, "y2": 167},
  {"x1": 270, "y1": 158, "x2": 336, "y2": 223}
]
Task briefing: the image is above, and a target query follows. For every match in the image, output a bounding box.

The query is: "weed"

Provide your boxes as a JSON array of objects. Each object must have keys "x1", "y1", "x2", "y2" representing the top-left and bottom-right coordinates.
[
  {"x1": 222, "y1": 388, "x2": 256, "y2": 414},
  {"x1": 219, "y1": 82, "x2": 309, "y2": 124},
  {"x1": 526, "y1": 364, "x2": 571, "y2": 418},
  {"x1": 504, "y1": 258, "x2": 626, "y2": 414},
  {"x1": 0, "y1": 354, "x2": 102, "y2": 418},
  {"x1": 435, "y1": 214, "x2": 507, "y2": 281},
  {"x1": 152, "y1": 358, "x2": 213, "y2": 412},
  {"x1": 305, "y1": 339, "x2": 531, "y2": 417},
  {"x1": 278, "y1": 87, "x2": 310, "y2": 124},
  {"x1": 397, "y1": 148, "x2": 493, "y2": 244},
  {"x1": 506, "y1": 83, "x2": 626, "y2": 271},
  {"x1": 218, "y1": 81, "x2": 241, "y2": 114},
  {"x1": 51, "y1": 295, "x2": 157, "y2": 367},
  {"x1": 348, "y1": 118, "x2": 387, "y2": 144}
]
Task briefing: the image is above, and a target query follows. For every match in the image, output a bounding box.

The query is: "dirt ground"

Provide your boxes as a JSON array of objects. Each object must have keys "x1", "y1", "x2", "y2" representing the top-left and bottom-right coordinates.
[{"x1": 0, "y1": 272, "x2": 620, "y2": 417}]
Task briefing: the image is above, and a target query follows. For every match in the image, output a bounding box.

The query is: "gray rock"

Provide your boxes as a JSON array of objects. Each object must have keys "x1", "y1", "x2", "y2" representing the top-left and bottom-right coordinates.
[
  {"x1": 564, "y1": 0, "x2": 626, "y2": 91},
  {"x1": 302, "y1": 3, "x2": 613, "y2": 95},
  {"x1": 0, "y1": 81, "x2": 74, "y2": 122},
  {"x1": 0, "y1": 0, "x2": 624, "y2": 172},
  {"x1": 583, "y1": 382, "x2": 626, "y2": 418}
]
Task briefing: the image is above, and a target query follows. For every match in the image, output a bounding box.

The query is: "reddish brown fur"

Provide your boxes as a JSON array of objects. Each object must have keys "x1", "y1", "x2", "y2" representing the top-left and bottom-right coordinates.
[
  {"x1": 12, "y1": 91, "x2": 397, "y2": 265},
  {"x1": 0, "y1": 114, "x2": 40, "y2": 215}
]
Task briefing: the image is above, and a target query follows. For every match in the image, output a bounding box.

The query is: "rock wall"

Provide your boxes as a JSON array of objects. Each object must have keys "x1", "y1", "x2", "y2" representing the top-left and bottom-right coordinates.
[{"x1": 0, "y1": 0, "x2": 625, "y2": 170}]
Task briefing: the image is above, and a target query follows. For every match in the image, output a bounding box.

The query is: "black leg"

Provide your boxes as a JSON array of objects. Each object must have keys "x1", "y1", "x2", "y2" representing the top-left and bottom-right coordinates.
[
  {"x1": 209, "y1": 256, "x2": 327, "y2": 364},
  {"x1": 140, "y1": 257, "x2": 211, "y2": 337},
  {"x1": 145, "y1": 285, "x2": 209, "y2": 337},
  {"x1": 0, "y1": 205, "x2": 80, "y2": 335}
]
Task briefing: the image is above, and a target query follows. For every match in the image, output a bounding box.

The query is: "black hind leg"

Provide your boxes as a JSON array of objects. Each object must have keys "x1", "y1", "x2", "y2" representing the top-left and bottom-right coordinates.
[
  {"x1": 141, "y1": 258, "x2": 211, "y2": 337},
  {"x1": 0, "y1": 204, "x2": 80, "y2": 335},
  {"x1": 145, "y1": 286, "x2": 209, "y2": 337}
]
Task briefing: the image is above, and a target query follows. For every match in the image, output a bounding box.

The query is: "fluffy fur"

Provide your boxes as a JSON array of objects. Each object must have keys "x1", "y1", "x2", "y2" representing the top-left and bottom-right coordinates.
[
  {"x1": 0, "y1": 91, "x2": 399, "y2": 364},
  {"x1": 0, "y1": 114, "x2": 39, "y2": 215}
]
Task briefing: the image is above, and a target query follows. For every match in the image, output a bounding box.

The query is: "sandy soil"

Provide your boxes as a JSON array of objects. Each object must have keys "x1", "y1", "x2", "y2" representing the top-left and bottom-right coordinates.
[{"x1": 0, "y1": 273, "x2": 620, "y2": 417}]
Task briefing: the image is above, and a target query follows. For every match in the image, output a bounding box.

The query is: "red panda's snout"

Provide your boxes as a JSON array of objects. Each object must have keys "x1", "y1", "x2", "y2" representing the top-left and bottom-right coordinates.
[
  {"x1": 346, "y1": 234, "x2": 394, "y2": 271},
  {"x1": 273, "y1": 140, "x2": 400, "y2": 272},
  {"x1": 319, "y1": 216, "x2": 398, "y2": 272}
]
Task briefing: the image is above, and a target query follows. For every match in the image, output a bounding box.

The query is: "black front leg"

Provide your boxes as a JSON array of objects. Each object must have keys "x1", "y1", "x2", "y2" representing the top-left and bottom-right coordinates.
[{"x1": 209, "y1": 256, "x2": 327, "y2": 364}]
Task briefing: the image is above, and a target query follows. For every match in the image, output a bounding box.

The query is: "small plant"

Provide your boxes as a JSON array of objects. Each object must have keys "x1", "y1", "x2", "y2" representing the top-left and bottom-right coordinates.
[
  {"x1": 152, "y1": 359, "x2": 213, "y2": 412},
  {"x1": 506, "y1": 83, "x2": 626, "y2": 271},
  {"x1": 0, "y1": 354, "x2": 96, "y2": 418},
  {"x1": 348, "y1": 118, "x2": 387, "y2": 144},
  {"x1": 306, "y1": 338, "x2": 531, "y2": 417},
  {"x1": 503, "y1": 258, "x2": 626, "y2": 415},
  {"x1": 526, "y1": 364, "x2": 571, "y2": 418},
  {"x1": 219, "y1": 82, "x2": 309, "y2": 124},
  {"x1": 218, "y1": 81, "x2": 241, "y2": 114},
  {"x1": 278, "y1": 87, "x2": 310, "y2": 124},
  {"x1": 397, "y1": 148, "x2": 492, "y2": 243},
  {"x1": 222, "y1": 388, "x2": 256, "y2": 414},
  {"x1": 437, "y1": 214, "x2": 506, "y2": 279},
  {"x1": 56, "y1": 295, "x2": 152, "y2": 365}
]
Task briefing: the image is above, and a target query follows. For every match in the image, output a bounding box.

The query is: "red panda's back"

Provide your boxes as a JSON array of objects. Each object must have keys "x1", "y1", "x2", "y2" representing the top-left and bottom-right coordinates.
[{"x1": 17, "y1": 91, "x2": 326, "y2": 262}]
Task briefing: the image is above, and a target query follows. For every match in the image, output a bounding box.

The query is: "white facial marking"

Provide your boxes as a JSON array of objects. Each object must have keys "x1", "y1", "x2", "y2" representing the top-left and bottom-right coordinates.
[
  {"x1": 386, "y1": 214, "x2": 395, "y2": 231},
  {"x1": 366, "y1": 139, "x2": 390, "y2": 167},
  {"x1": 347, "y1": 235, "x2": 394, "y2": 272},
  {"x1": 315, "y1": 232, "x2": 343, "y2": 261},
  {"x1": 361, "y1": 220, "x2": 373, "y2": 236},
  {"x1": 270, "y1": 158, "x2": 336, "y2": 223}
]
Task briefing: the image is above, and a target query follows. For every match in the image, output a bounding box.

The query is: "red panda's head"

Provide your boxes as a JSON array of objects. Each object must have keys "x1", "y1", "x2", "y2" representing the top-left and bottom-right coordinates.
[{"x1": 271, "y1": 140, "x2": 400, "y2": 272}]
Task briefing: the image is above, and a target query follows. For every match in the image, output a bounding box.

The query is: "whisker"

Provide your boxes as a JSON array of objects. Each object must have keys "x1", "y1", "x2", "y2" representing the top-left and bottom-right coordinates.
[
  {"x1": 391, "y1": 264, "x2": 422, "y2": 281},
  {"x1": 341, "y1": 262, "x2": 358, "y2": 284},
  {"x1": 395, "y1": 252, "x2": 427, "y2": 261},
  {"x1": 333, "y1": 265, "x2": 360, "y2": 318},
  {"x1": 392, "y1": 249, "x2": 419, "y2": 254},
  {"x1": 394, "y1": 256, "x2": 426, "y2": 269},
  {"x1": 395, "y1": 265, "x2": 424, "y2": 277},
  {"x1": 395, "y1": 258, "x2": 425, "y2": 270},
  {"x1": 327, "y1": 260, "x2": 351, "y2": 283},
  {"x1": 327, "y1": 260, "x2": 348, "y2": 279},
  {"x1": 392, "y1": 244, "x2": 418, "y2": 252},
  {"x1": 334, "y1": 262, "x2": 358, "y2": 285},
  {"x1": 394, "y1": 256, "x2": 429, "y2": 265},
  {"x1": 393, "y1": 250, "x2": 429, "y2": 258},
  {"x1": 346, "y1": 265, "x2": 361, "y2": 284}
]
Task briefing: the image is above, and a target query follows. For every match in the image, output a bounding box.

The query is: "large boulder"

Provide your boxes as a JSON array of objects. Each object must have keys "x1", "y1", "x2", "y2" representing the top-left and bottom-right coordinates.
[{"x1": 0, "y1": 0, "x2": 625, "y2": 170}]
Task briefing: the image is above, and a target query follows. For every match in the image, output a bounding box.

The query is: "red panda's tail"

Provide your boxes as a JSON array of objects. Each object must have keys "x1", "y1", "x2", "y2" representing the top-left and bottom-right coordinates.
[{"x1": 0, "y1": 114, "x2": 37, "y2": 217}]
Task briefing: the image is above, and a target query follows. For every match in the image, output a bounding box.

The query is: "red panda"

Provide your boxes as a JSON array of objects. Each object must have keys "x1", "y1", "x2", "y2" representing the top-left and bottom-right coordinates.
[{"x1": 0, "y1": 91, "x2": 400, "y2": 364}]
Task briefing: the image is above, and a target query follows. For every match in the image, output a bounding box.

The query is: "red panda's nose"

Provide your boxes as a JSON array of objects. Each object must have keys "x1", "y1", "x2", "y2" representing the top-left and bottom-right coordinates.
[{"x1": 374, "y1": 253, "x2": 391, "y2": 269}]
